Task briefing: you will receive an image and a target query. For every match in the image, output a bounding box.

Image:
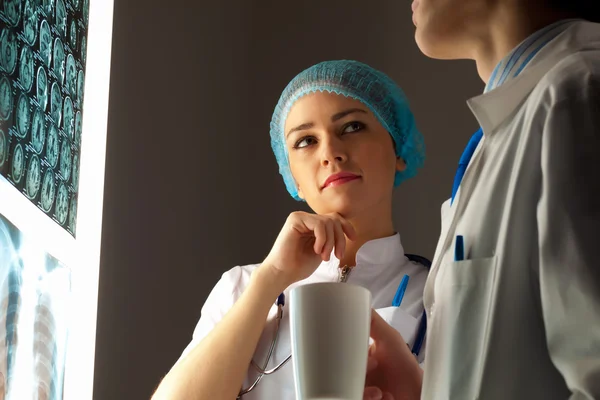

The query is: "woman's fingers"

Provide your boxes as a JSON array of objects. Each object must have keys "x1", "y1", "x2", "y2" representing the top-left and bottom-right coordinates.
[
  {"x1": 363, "y1": 386, "x2": 383, "y2": 400},
  {"x1": 363, "y1": 387, "x2": 395, "y2": 400},
  {"x1": 367, "y1": 355, "x2": 378, "y2": 372},
  {"x1": 311, "y1": 219, "x2": 327, "y2": 255},
  {"x1": 337, "y1": 215, "x2": 357, "y2": 240},
  {"x1": 333, "y1": 219, "x2": 346, "y2": 260},
  {"x1": 289, "y1": 212, "x2": 355, "y2": 259},
  {"x1": 322, "y1": 219, "x2": 335, "y2": 260}
]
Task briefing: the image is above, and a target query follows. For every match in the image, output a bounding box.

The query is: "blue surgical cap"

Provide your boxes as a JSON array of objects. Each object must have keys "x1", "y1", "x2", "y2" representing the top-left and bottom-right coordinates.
[{"x1": 270, "y1": 60, "x2": 425, "y2": 201}]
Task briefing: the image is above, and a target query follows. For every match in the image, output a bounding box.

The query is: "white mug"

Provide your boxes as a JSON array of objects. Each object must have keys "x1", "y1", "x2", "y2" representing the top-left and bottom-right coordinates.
[{"x1": 289, "y1": 282, "x2": 372, "y2": 400}]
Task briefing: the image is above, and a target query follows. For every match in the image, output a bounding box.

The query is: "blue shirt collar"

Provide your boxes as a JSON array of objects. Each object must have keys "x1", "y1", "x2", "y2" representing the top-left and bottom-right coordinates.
[{"x1": 485, "y1": 19, "x2": 581, "y2": 93}]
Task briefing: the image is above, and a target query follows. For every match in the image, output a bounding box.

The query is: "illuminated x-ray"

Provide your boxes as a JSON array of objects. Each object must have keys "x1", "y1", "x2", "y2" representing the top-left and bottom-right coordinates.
[
  {"x1": 0, "y1": 212, "x2": 71, "y2": 400},
  {"x1": 0, "y1": 0, "x2": 90, "y2": 236}
]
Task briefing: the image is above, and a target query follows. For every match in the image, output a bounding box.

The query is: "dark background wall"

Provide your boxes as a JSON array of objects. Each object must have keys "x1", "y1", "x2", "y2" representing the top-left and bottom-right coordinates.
[{"x1": 94, "y1": 1, "x2": 483, "y2": 399}]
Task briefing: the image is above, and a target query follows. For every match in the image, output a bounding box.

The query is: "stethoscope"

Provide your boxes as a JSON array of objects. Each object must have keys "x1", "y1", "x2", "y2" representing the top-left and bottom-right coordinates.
[
  {"x1": 237, "y1": 254, "x2": 430, "y2": 398},
  {"x1": 404, "y1": 253, "x2": 430, "y2": 358},
  {"x1": 237, "y1": 293, "x2": 290, "y2": 398}
]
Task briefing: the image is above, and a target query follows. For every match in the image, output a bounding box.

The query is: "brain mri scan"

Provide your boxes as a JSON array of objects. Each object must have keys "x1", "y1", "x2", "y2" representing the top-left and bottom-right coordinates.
[
  {"x1": 55, "y1": 0, "x2": 67, "y2": 38},
  {"x1": 50, "y1": 81, "x2": 62, "y2": 125},
  {"x1": 74, "y1": 110, "x2": 81, "y2": 145},
  {"x1": 0, "y1": 128, "x2": 6, "y2": 168},
  {"x1": 0, "y1": 28, "x2": 18, "y2": 74},
  {"x1": 52, "y1": 37, "x2": 65, "y2": 84},
  {"x1": 19, "y1": 45, "x2": 34, "y2": 92},
  {"x1": 36, "y1": 66, "x2": 48, "y2": 110},
  {"x1": 0, "y1": 76, "x2": 12, "y2": 120},
  {"x1": 69, "y1": 19, "x2": 77, "y2": 49},
  {"x1": 26, "y1": 154, "x2": 42, "y2": 199},
  {"x1": 68, "y1": 195, "x2": 77, "y2": 230},
  {"x1": 39, "y1": 19, "x2": 52, "y2": 67},
  {"x1": 65, "y1": 53, "x2": 76, "y2": 95},
  {"x1": 59, "y1": 137, "x2": 71, "y2": 182},
  {"x1": 76, "y1": 69, "x2": 84, "y2": 103},
  {"x1": 16, "y1": 93, "x2": 31, "y2": 139},
  {"x1": 45, "y1": 123, "x2": 59, "y2": 168},
  {"x1": 55, "y1": 181, "x2": 69, "y2": 224},
  {"x1": 11, "y1": 143, "x2": 24, "y2": 184},
  {"x1": 1, "y1": 0, "x2": 90, "y2": 236},
  {"x1": 80, "y1": 35, "x2": 86, "y2": 65},
  {"x1": 31, "y1": 107, "x2": 46, "y2": 154},
  {"x1": 41, "y1": 168, "x2": 56, "y2": 212},
  {"x1": 83, "y1": 0, "x2": 89, "y2": 24},
  {"x1": 63, "y1": 96, "x2": 73, "y2": 139},
  {"x1": 22, "y1": 0, "x2": 38, "y2": 46},
  {"x1": 41, "y1": 0, "x2": 55, "y2": 16},
  {"x1": 71, "y1": 152, "x2": 79, "y2": 189},
  {"x1": 2, "y1": 0, "x2": 22, "y2": 27}
]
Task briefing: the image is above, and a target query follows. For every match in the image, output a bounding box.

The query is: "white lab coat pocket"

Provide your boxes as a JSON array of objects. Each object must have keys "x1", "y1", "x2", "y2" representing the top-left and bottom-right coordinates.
[
  {"x1": 371, "y1": 306, "x2": 420, "y2": 348},
  {"x1": 429, "y1": 255, "x2": 498, "y2": 397}
]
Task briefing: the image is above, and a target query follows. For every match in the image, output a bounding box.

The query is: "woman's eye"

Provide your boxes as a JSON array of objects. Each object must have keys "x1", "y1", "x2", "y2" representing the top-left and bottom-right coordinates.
[
  {"x1": 343, "y1": 121, "x2": 365, "y2": 133},
  {"x1": 294, "y1": 136, "x2": 317, "y2": 149}
]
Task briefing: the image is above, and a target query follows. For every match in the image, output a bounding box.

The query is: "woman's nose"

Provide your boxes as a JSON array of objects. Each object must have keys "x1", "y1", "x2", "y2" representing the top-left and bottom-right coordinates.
[{"x1": 320, "y1": 137, "x2": 348, "y2": 166}]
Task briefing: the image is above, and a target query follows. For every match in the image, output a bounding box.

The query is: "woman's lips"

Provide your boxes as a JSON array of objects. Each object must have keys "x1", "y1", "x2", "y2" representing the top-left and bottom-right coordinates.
[{"x1": 322, "y1": 172, "x2": 361, "y2": 189}]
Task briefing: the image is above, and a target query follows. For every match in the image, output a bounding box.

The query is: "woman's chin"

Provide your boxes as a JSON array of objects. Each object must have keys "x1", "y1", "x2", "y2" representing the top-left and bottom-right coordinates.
[{"x1": 313, "y1": 195, "x2": 363, "y2": 218}]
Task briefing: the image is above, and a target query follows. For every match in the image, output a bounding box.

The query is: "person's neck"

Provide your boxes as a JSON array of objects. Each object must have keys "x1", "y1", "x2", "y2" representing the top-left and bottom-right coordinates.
[
  {"x1": 337, "y1": 202, "x2": 395, "y2": 268},
  {"x1": 471, "y1": 6, "x2": 575, "y2": 84}
]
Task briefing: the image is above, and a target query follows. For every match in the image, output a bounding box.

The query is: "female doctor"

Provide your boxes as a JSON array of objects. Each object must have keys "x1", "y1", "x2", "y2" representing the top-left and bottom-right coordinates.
[
  {"x1": 152, "y1": 60, "x2": 429, "y2": 400},
  {"x1": 363, "y1": 1, "x2": 600, "y2": 400}
]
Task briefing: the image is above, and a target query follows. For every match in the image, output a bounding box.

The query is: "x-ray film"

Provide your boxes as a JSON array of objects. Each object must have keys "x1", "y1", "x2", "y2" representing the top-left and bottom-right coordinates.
[
  {"x1": 1, "y1": 0, "x2": 90, "y2": 236},
  {"x1": 0, "y1": 211, "x2": 71, "y2": 400}
]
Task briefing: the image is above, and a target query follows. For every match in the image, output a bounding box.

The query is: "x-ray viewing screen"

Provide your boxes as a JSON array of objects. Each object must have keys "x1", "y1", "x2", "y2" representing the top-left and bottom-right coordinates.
[
  {"x1": 0, "y1": 0, "x2": 90, "y2": 237},
  {"x1": 0, "y1": 211, "x2": 71, "y2": 400}
]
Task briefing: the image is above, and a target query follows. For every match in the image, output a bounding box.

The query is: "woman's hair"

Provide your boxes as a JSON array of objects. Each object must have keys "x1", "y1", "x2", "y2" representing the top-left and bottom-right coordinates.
[
  {"x1": 270, "y1": 60, "x2": 425, "y2": 201},
  {"x1": 548, "y1": 0, "x2": 600, "y2": 23}
]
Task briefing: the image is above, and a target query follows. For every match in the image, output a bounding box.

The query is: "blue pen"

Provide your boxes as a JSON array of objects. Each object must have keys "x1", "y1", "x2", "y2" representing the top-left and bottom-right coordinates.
[
  {"x1": 392, "y1": 274, "x2": 410, "y2": 307},
  {"x1": 455, "y1": 235, "x2": 464, "y2": 261}
]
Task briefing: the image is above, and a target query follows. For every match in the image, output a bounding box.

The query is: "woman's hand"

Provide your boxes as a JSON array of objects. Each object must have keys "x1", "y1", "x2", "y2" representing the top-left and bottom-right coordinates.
[
  {"x1": 259, "y1": 211, "x2": 356, "y2": 289},
  {"x1": 152, "y1": 212, "x2": 355, "y2": 400},
  {"x1": 363, "y1": 310, "x2": 423, "y2": 400}
]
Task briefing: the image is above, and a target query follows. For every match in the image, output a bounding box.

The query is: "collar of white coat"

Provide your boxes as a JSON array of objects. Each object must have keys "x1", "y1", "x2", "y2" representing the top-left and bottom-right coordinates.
[
  {"x1": 324, "y1": 232, "x2": 406, "y2": 271},
  {"x1": 467, "y1": 20, "x2": 600, "y2": 135}
]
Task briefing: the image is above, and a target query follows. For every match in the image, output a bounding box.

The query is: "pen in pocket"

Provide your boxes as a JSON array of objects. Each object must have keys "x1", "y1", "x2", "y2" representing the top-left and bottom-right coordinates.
[
  {"x1": 455, "y1": 235, "x2": 464, "y2": 261},
  {"x1": 392, "y1": 274, "x2": 410, "y2": 307}
]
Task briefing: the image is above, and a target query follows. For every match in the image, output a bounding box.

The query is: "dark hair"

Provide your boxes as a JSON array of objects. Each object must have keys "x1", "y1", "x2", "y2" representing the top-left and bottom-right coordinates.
[{"x1": 548, "y1": 0, "x2": 600, "y2": 23}]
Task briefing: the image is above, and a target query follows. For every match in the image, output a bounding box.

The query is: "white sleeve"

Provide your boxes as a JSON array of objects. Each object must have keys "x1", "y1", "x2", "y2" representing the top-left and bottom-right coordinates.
[
  {"x1": 537, "y1": 69, "x2": 600, "y2": 399},
  {"x1": 174, "y1": 266, "x2": 245, "y2": 365}
]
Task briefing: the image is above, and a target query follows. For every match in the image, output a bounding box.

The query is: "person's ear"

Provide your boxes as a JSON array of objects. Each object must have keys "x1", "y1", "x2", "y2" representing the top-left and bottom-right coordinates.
[
  {"x1": 297, "y1": 186, "x2": 305, "y2": 200},
  {"x1": 396, "y1": 157, "x2": 407, "y2": 172}
]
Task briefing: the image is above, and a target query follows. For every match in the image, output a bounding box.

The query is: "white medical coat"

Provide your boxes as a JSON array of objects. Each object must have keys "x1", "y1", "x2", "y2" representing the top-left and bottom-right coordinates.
[
  {"x1": 422, "y1": 20, "x2": 600, "y2": 399},
  {"x1": 177, "y1": 233, "x2": 428, "y2": 399}
]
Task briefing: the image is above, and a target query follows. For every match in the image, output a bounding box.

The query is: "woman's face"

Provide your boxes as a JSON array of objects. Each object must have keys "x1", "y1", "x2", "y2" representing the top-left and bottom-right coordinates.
[
  {"x1": 284, "y1": 91, "x2": 405, "y2": 218},
  {"x1": 412, "y1": 0, "x2": 494, "y2": 59}
]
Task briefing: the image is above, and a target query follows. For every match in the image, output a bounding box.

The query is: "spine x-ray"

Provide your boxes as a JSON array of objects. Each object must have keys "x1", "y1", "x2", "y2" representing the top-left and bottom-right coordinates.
[
  {"x1": 0, "y1": 212, "x2": 71, "y2": 400},
  {"x1": 1, "y1": 0, "x2": 90, "y2": 237}
]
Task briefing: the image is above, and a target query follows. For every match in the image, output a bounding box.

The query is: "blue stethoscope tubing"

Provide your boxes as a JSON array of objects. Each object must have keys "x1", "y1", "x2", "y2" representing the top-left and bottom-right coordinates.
[{"x1": 404, "y1": 253, "x2": 431, "y2": 358}]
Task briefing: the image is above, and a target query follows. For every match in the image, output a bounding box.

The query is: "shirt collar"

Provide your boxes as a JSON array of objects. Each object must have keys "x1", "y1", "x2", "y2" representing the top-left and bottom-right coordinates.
[
  {"x1": 468, "y1": 20, "x2": 599, "y2": 135},
  {"x1": 355, "y1": 232, "x2": 405, "y2": 266},
  {"x1": 325, "y1": 232, "x2": 406, "y2": 269},
  {"x1": 484, "y1": 19, "x2": 579, "y2": 93}
]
